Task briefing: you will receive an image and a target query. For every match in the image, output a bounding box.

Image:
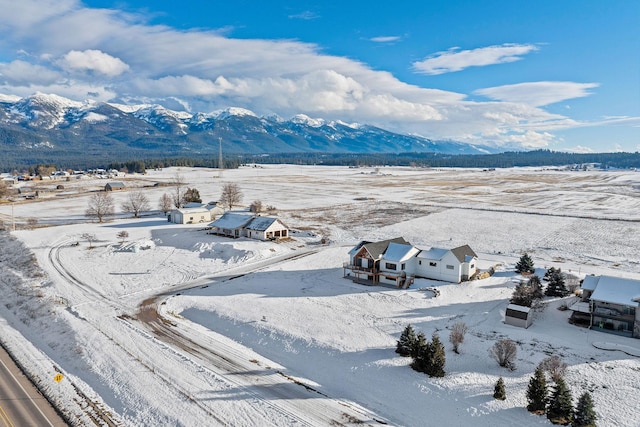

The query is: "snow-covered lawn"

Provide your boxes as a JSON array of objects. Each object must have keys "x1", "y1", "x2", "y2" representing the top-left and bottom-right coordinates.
[{"x1": 0, "y1": 165, "x2": 639, "y2": 426}]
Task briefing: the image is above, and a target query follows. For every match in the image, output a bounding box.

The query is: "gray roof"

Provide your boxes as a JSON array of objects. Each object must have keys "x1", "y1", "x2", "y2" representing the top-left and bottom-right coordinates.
[
  {"x1": 209, "y1": 212, "x2": 254, "y2": 229},
  {"x1": 450, "y1": 245, "x2": 478, "y2": 263},
  {"x1": 360, "y1": 237, "x2": 408, "y2": 259},
  {"x1": 245, "y1": 216, "x2": 287, "y2": 231},
  {"x1": 106, "y1": 181, "x2": 125, "y2": 188}
]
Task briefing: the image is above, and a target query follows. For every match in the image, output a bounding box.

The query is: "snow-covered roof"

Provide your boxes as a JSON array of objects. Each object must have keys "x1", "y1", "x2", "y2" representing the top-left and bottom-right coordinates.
[
  {"x1": 569, "y1": 301, "x2": 591, "y2": 314},
  {"x1": 245, "y1": 216, "x2": 287, "y2": 231},
  {"x1": 581, "y1": 275, "x2": 600, "y2": 291},
  {"x1": 183, "y1": 202, "x2": 205, "y2": 209},
  {"x1": 176, "y1": 207, "x2": 209, "y2": 214},
  {"x1": 590, "y1": 275, "x2": 640, "y2": 306},
  {"x1": 382, "y1": 243, "x2": 419, "y2": 262},
  {"x1": 209, "y1": 212, "x2": 254, "y2": 229},
  {"x1": 417, "y1": 248, "x2": 449, "y2": 261},
  {"x1": 353, "y1": 237, "x2": 408, "y2": 259},
  {"x1": 506, "y1": 304, "x2": 531, "y2": 313}
]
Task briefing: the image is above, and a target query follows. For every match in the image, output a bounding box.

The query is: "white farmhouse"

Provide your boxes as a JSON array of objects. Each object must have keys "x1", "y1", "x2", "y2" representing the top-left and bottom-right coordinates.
[
  {"x1": 244, "y1": 216, "x2": 289, "y2": 241},
  {"x1": 416, "y1": 245, "x2": 478, "y2": 283},
  {"x1": 344, "y1": 237, "x2": 478, "y2": 286}
]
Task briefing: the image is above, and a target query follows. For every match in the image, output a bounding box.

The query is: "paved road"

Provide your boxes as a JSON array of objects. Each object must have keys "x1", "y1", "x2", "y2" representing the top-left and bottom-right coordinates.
[{"x1": 0, "y1": 345, "x2": 67, "y2": 427}]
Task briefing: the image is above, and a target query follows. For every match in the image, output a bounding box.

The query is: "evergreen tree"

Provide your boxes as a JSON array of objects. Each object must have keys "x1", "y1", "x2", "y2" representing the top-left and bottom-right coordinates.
[
  {"x1": 493, "y1": 377, "x2": 506, "y2": 400},
  {"x1": 544, "y1": 266, "x2": 558, "y2": 281},
  {"x1": 547, "y1": 378, "x2": 574, "y2": 425},
  {"x1": 410, "y1": 332, "x2": 428, "y2": 372},
  {"x1": 425, "y1": 333, "x2": 446, "y2": 378},
  {"x1": 511, "y1": 280, "x2": 534, "y2": 307},
  {"x1": 573, "y1": 391, "x2": 597, "y2": 427},
  {"x1": 396, "y1": 324, "x2": 416, "y2": 357},
  {"x1": 526, "y1": 366, "x2": 548, "y2": 414},
  {"x1": 545, "y1": 267, "x2": 569, "y2": 297},
  {"x1": 515, "y1": 253, "x2": 535, "y2": 274}
]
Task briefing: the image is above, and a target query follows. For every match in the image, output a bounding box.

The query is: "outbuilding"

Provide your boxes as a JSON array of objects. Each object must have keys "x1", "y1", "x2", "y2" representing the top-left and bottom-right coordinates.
[
  {"x1": 505, "y1": 304, "x2": 533, "y2": 328},
  {"x1": 168, "y1": 208, "x2": 213, "y2": 224},
  {"x1": 105, "y1": 181, "x2": 126, "y2": 191}
]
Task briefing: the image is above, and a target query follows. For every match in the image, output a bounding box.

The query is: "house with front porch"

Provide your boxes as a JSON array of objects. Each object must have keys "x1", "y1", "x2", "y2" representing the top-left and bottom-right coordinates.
[
  {"x1": 208, "y1": 212, "x2": 290, "y2": 240},
  {"x1": 344, "y1": 237, "x2": 478, "y2": 286},
  {"x1": 572, "y1": 275, "x2": 640, "y2": 338}
]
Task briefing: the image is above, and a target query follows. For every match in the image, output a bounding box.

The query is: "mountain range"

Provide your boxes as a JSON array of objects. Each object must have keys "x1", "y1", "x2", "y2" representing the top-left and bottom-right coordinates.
[{"x1": 0, "y1": 93, "x2": 498, "y2": 168}]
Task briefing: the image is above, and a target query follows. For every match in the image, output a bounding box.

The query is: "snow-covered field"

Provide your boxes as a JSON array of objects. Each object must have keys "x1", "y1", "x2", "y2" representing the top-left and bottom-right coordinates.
[{"x1": 1, "y1": 165, "x2": 639, "y2": 426}]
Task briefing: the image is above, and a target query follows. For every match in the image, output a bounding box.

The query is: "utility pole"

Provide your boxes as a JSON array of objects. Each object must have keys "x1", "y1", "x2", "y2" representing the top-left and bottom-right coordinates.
[
  {"x1": 218, "y1": 137, "x2": 224, "y2": 178},
  {"x1": 11, "y1": 200, "x2": 15, "y2": 232}
]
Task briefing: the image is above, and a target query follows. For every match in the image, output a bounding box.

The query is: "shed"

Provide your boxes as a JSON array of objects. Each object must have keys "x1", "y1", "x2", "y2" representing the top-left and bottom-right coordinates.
[
  {"x1": 105, "y1": 181, "x2": 126, "y2": 191},
  {"x1": 505, "y1": 304, "x2": 533, "y2": 328},
  {"x1": 168, "y1": 208, "x2": 212, "y2": 224}
]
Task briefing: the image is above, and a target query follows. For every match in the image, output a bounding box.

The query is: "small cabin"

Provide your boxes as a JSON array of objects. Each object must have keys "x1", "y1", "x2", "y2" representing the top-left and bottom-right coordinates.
[{"x1": 105, "y1": 181, "x2": 126, "y2": 191}]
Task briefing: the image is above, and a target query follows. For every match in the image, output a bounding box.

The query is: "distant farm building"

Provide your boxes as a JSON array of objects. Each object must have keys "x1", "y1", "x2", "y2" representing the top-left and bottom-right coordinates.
[{"x1": 105, "y1": 181, "x2": 126, "y2": 191}]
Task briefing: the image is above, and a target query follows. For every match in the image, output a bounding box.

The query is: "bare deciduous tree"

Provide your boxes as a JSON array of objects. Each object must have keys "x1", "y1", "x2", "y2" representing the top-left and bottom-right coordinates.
[
  {"x1": 159, "y1": 193, "x2": 172, "y2": 214},
  {"x1": 539, "y1": 355, "x2": 567, "y2": 382},
  {"x1": 449, "y1": 322, "x2": 468, "y2": 354},
  {"x1": 249, "y1": 200, "x2": 263, "y2": 213},
  {"x1": 85, "y1": 192, "x2": 114, "y2": 223},
  {"x1": 117, "y1": 230, "x2": 129, "y2": 244},
  {"x1": 220, "y1": 183, "x2": 243, "y2": 210},
  {"x1": 121, "y1": 191, "x2": 150, "y2": 218},
  {"x1": 0, "y1": 179, "x2": 8, "y2": 200},
  {"x1": 172, "y1": 173, "x2": 185, "y2": 208},
  {"x1": 489, "y1": 339, "x2": 517, "y2": 370},
  {"x1": 81, "y1": 233, "x2": 97, "y2": 249}
]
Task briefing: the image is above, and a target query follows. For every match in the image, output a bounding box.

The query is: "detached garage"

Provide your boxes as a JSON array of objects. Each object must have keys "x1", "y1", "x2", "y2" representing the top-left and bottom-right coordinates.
[
  {"x1": 168, "y1": 208, "x2": 212, "y2": 224},
  {"x1": 505, "y1": 304, "x2": 533, "y2": 328}
]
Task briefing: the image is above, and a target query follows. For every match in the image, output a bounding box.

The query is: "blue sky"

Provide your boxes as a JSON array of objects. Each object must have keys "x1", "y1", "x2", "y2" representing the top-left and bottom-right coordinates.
[{"x1": 0, "y1": 0, "x2": 638, "y2": 152}]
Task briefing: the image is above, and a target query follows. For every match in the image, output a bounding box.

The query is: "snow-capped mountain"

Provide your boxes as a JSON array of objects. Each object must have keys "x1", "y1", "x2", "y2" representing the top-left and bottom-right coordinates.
[{"x1": 0, "y1": 93, "x2": 497, "y2": 166}]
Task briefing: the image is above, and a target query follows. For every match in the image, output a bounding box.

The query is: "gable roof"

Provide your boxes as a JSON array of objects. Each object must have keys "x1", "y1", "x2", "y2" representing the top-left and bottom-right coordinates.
[
  {"x1": 589, "y1": 275, "x2": 640, "y2": 306},
  {"x1": 451, "y1": 245, "x2": 478, "y2": 263},
  {"x1": 245, "y1": 216, "x2": 288, "y2": 231},
  {"x1": 383, "y1": 242, "x2": 419, "y2": 262},
  {"x1": 106, "y1": 181, "x2": 125, "y2": 188},
  {"x1": 417, "y1": 247, "x2": 449, "y2": 261},
  {"x1": 581, "y1": 275, "x2": 600, "y2": 291},
  {"x1": 361, "y1": 237, "x2": 408, "y2": 259},
  {"x1": 209, "y1": 212, "x2": 254, "y2": 230}
]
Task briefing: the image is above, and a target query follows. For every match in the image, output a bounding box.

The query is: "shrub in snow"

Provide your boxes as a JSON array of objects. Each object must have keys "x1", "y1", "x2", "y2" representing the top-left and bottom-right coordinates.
[
  {"x1": 493, "y1": 377, "x2": 506, "y2": 400},
  {"x1": 573, "y1": 391, "x2": 597, "y2": 427},
  {"x1": 539, "y1": 355, "x2": 568, "y2": 383},
  {"x1": 449, "y1": 322, "x2": 468, "y2": 354},
  {"x1": 489, "y1": 339, "x2": 517, "y2": 371},
  {"x1": 515, "y1": 253, "x2": 535, "y2": 274},
  {"x1": 546, "y1": 377, "x2": 573, "y2": 425},
  {"x1": 396, "y1": 324, "x2": 416, "y2": 357},
  {"x1": 526, "y1": 366, "x2": 548, "y2": 414}
]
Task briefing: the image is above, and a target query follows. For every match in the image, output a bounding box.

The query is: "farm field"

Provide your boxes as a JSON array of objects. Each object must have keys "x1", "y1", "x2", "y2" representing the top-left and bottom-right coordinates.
[{"x1": 0, "y1": 165, "x2": 639, "y2": 426}]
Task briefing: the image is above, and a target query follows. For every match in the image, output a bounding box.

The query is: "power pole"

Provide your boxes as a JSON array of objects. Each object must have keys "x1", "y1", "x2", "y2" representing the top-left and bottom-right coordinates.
[{"x1": 218, "y1": 137, "x2": 224, "y2": 178}]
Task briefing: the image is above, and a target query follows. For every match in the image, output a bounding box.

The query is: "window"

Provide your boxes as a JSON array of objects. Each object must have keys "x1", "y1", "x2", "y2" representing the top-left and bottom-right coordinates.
[
  {"x1": 401, "y1": 263, "x2": 406, "y2": 270},
  {"x1": 385, "y1": 263, "x2": 397, "y2": 270},
  {"x1": 429, "y1": 262, "x2": 437, "y2": 267},
  {"x1": 419, "y1": 260, "x2": 422, "y2": 265},
  {"x1": 446, "y1": 265, "x2": 454, "y2": 270},
  {"x1": 470, "y1": 264, "x2": 475, "y2": 269}
]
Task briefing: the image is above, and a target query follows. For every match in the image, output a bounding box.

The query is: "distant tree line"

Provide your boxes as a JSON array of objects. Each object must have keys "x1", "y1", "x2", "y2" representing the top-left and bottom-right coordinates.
[{"x1": 2, "y1": 149, "x2": 640, "y2": 173}]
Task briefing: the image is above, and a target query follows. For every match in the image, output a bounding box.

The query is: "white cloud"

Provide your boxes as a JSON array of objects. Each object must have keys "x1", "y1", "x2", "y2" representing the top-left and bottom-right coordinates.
[
  {"x1": 474, "y1": 81, "x2": 599, "y2": 107},
  {"x1": 369, "y1": 36, "x2": 401, "y2": 43},
  {"x1": 288, "y1": 11, "x2": 319, "y2": 20},
  {"x1": 412, "y1": 43, "x2": 539, "y2": 75},
  {"x1": 0, "y1": 0, "x2": 626, "y2": 150},
  {"x1": 59, "y1": 49, "x2": 129, "y2": 77},
  {"x1": 567, "y1": 145, "x2": 595, "y2": 153}
]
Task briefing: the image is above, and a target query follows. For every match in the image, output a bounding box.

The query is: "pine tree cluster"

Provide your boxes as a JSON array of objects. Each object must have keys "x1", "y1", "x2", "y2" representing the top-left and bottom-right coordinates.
[
  {"x1": 525, "y1": 359, "x2": 597, "y2": 426},
  {"x1": 396, "y1": 324, "x2": 446, "y2": 378},
  {"x1": 510, "y1": 275, "x2": 544, "y2": 307}
]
